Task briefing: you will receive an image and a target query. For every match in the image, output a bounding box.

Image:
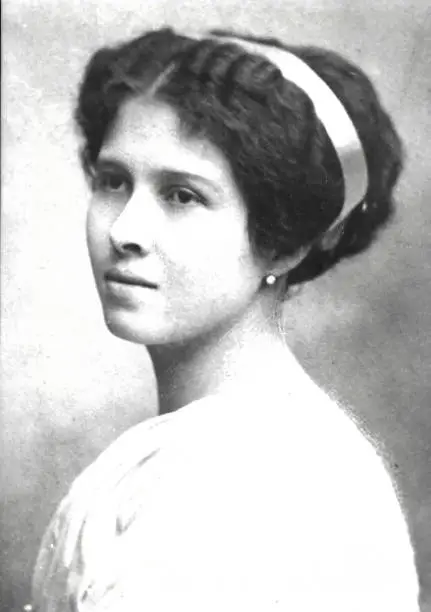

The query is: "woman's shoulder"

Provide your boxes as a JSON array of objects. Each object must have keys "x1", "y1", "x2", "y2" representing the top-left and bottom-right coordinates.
[
  {"x1": 33, "y1": 388, "x2": 419, "y2": 611},
  {"x1": 286, "y1": 382, "x2": 420, "y2": 607},
  {"x1": 186, "y1": 383, "x2": 420, "y2": 609},
  {"x1": 275, "y1": 377, "x2": 411, "y2": 524}
]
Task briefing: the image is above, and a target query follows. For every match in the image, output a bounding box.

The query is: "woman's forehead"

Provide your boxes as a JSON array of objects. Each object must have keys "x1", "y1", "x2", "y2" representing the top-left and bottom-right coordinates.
[{"x1": 100, "y1": 97, "x2": 233, "y2": 186}]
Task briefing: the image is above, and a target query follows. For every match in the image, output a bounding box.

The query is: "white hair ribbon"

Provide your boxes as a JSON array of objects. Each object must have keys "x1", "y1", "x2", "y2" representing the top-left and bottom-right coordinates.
[{"x1": 184, "y1": 32, "x2": 369, "y2": 242}]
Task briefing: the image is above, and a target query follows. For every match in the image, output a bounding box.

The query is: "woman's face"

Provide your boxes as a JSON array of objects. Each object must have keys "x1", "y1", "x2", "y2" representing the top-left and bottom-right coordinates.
[{"x1": 86, "y1": 97, "x2": 267, "y2": 347}]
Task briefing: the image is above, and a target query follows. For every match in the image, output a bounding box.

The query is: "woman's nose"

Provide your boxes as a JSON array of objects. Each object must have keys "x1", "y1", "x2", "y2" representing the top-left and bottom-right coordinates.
[{"x1": 109, "y1": 190, "x2": 159, "y2": 257}]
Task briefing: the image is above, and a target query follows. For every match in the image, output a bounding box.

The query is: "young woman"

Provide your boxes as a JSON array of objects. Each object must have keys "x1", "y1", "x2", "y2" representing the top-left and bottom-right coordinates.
[{"x1": 31, "y1": 27, "x2": 420, "y2": 611}]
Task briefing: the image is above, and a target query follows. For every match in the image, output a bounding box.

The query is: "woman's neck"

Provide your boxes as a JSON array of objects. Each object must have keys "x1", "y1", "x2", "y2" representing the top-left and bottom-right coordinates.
[{"x1": 148, "y1": 302, "x2": 309, "y2": 415}]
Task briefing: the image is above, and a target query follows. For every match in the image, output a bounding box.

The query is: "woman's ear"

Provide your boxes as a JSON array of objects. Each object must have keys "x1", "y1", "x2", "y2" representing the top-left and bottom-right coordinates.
[
  {"x1": 265, "y1": 245, "x2": 312, "y2": 280},
  {"x1": 265, "y1": 223, "x2": 346, "y2": 282}
]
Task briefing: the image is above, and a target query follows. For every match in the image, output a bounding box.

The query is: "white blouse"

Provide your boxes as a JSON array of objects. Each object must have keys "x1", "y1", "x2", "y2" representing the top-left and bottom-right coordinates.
[{"x1": 32, "y1": 380, "x2": 420, "y2": 611}]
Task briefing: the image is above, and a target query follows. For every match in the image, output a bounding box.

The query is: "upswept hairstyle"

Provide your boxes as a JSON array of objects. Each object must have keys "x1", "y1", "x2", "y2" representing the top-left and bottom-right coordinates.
[{"x1": 75, "y1": 27, "x2": 403, "y2": 285}]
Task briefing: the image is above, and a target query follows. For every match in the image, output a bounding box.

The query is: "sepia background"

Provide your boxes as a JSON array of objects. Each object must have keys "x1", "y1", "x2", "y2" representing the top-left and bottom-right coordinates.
[{"x1": 2, "y1": 0, "x2": 431, "y2": 610}]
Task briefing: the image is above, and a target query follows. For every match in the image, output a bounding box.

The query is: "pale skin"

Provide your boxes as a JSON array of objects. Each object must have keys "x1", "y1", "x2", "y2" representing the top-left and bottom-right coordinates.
[{"x1": 87, "y1": 95, "x2": 309, "y2": 414}]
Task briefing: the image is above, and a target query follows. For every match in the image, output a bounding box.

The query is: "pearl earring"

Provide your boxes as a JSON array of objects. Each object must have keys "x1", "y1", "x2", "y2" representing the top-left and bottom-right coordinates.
[{"x1": 265, "y1": 274, "x2": 277, "y2": 286}]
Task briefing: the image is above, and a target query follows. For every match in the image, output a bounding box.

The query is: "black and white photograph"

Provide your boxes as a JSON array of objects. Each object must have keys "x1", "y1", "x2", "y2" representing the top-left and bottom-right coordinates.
[{"x1": 2, "y1": 0, "x2": 431, "y2": 610}]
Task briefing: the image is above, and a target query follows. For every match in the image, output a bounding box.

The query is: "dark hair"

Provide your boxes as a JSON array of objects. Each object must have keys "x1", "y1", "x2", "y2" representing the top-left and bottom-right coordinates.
[{"x1": 75, "y1": 27, "x2": 403, "y2": 285}]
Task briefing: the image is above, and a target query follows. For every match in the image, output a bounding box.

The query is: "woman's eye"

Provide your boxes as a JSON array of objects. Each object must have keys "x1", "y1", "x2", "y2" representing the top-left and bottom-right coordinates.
[
  {"x1": 165, "y1": 187, "x2": 204, "y2": 207},
  {"x1": 92, "y1": 171, "x2": 129, "y2": 194}
]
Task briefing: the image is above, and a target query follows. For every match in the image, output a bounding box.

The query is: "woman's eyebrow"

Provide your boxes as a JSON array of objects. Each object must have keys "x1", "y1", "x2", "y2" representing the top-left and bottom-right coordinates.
[
  {"x1": 93, "y1": 157, "x2": 130, "y2": 173},
  {"x1": 96, "y1": 157, "x2": 222, "y2": 194},
  {"x1": 157, "y1": 169, "x2": 223, "y2": 194}
]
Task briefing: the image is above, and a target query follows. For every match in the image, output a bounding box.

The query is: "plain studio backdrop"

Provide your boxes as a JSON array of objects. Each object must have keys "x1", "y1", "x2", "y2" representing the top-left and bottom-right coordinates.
[{"x1": 2, "y1": 0, "x2": 431, "y2": 610}]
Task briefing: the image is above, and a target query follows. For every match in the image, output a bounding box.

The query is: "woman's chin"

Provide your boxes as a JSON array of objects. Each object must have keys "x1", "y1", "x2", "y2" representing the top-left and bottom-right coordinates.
[
  {"x1": 104, "y1": 310, "x2": 154, "y2": 345},
  {"x1": 102, "y1": 308, "x2": 176, "y2": 346}
]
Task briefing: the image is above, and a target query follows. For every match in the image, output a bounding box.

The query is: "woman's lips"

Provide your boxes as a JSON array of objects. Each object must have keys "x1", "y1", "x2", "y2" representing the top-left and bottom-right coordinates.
[{"x1": 104, "y1": 269, "x2": 158, "y2": 289}]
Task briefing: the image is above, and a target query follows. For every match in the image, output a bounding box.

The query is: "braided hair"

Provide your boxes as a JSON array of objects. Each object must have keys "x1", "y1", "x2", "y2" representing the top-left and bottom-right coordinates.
[{"x1": 75, "y1": 27, "x2": 403, "y2": 285}]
